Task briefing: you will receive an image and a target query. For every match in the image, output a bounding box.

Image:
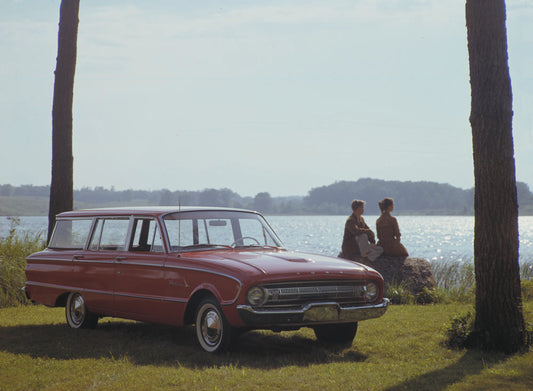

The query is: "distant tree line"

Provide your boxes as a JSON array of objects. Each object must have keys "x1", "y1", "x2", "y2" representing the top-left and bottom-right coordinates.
[{"x1": 1, "y1": 178, "x2": 533, "y2": 216}]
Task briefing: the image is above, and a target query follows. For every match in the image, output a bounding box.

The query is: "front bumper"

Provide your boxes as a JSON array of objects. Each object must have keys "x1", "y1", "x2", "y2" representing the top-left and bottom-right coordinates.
[{"x1": 237, "y1": 298, "x2": 389, "y2": 326}]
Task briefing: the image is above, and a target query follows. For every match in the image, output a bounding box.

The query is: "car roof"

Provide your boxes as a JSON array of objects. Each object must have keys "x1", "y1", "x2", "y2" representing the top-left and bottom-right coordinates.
[{"x1": 56, "y1": 206, "x2": 257, "y2": 219}]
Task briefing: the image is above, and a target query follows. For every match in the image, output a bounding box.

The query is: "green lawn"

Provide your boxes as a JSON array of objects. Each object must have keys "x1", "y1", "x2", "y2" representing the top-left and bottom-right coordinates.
[{"x1": 1, "y1": 303, "x2": 532, "y2": 391}]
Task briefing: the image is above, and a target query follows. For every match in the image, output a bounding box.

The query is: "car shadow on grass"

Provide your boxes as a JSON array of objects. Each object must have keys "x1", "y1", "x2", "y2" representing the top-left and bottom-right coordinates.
[{"x1": 0, "y1": 320, "x2": 368, "y2": 368}]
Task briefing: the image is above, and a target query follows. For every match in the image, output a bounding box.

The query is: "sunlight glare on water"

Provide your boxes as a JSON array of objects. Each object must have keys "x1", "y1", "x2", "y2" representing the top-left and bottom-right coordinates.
[{"x1": 268, "y1": 215, "x2": 533, "y2": 263}]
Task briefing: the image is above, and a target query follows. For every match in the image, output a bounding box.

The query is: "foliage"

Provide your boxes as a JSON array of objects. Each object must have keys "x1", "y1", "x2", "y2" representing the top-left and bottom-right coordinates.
[
  {"x1": 0, "y1": 218, "x2": 45, "y2": 308},
  {"x1": 386, "y1": 281, "x2": 415, "y2": 304},
  {"x1": 2, "y1": 179, "x2": 533, "y2": 216},
  {"x1": 522, "y1": 279, "x2": 533, "y2": 302},
  {"x1": 444, "y1": 310, "x2": 533, "y2": 352},
  {"x1": 415, "y1": 286, "x2": 440, "y2": 304},
  {"x1": 304, "y1": 178, "x2": 476, "y2": 215},
  {"x1": 522, "y1": 261, "x2": 533, "y2": 280},
  {"x1": 431, "y1": 260, "x2": 476, "y2": 290},
  {"x1": 388, "y1": 259, "x2": 533, "y2": 306},
  {"x1": 444, "y1": 311, "x2": 475, "y2": 348},
  {"x1": 430, "y1": 259, "x2": 476, "y2": 303}
]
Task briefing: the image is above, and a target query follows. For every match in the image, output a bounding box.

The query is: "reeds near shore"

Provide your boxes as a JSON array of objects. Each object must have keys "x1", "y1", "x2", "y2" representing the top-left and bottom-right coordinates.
[{"x1": 0, "y1": 218, "x2": 45, "y2": 307}]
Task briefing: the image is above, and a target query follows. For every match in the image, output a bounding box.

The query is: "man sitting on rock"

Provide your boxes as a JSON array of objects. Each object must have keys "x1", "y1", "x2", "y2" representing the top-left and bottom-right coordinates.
[{"x1": 340, "y1": 199, "x2": 383, "y2": 262}]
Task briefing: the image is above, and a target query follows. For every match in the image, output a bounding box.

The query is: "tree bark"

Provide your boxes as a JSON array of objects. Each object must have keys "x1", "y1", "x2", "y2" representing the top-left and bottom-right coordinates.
[
  {"x1": 466, "y1": 0, "x2": 525, "y2": 352},
  {"x1": 48, "y1": 0, "x2": 80, "y2": 243}
]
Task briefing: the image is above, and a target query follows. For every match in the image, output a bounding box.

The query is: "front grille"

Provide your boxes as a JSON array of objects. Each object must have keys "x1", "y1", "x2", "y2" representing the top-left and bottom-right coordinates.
[{"x1": 259, "y1": 280, "x2": 369, "y2": 309}]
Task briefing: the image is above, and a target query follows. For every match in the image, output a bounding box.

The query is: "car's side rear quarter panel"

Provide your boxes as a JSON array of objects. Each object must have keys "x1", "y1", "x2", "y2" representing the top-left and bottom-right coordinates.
[{"x1": 25, "y1": 250, "x2": 74, "y2": 307}]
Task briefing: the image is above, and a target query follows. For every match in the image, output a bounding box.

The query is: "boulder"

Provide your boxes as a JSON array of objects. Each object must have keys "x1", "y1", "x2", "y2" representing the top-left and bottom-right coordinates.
[{"x1": 355, "y1": 256, "x2": 436, "y2": 295}]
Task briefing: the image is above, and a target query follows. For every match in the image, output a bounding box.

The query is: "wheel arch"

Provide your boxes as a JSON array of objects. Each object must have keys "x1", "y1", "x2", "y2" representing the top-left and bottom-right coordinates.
[
  {"x1": 55, "y1": 292, "x2": 70, "y2": 307},
  {"x1": 184, "y1": 289, "x2": 217, "y2": 325}
]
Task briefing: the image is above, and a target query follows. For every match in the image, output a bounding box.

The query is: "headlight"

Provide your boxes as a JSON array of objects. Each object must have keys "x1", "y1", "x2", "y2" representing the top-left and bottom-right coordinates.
[
  {"x1": 247, "y1": 286, "x2": 267, "y2": 306},
  {"x1": 364, "y1": 282, "x2": 378, "y2": 301}
]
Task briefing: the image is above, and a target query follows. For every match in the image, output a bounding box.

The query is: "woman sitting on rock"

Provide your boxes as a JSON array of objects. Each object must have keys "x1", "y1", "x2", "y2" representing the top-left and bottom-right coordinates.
[{"x1": 376, "y1": 198, "x2": 409, "y2": 257}]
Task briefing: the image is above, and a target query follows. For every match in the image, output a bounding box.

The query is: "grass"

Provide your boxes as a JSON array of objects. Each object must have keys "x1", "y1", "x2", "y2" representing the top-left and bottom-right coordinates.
[
  {"x1": 2, "y1": 227, "x2": 533, "y2": 389},
  {"x1": 0, "y1": 303, "x2": 532, "y2": 390}
]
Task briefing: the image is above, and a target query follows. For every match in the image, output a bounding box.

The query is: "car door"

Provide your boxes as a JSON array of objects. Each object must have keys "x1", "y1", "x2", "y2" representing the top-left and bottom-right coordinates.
[
  {"x1": 112, "y1": 217, "x2": 169, "y2": 322},
  {"x1": 79, "y1": 217, "x2": 131, "y2": 315}
]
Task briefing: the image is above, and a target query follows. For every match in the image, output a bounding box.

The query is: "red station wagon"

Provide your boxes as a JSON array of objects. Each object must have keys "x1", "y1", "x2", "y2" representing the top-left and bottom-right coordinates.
[{"x1": 25, "y1": 207, "x2": 388, "y2": 353}]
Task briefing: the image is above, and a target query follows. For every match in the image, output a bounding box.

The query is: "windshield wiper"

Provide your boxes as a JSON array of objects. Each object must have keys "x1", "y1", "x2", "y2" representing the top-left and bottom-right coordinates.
[
  {"x1": 232, "y1": 244, "x2": 281, "y2": 250},
  {"x1": 180, "y1": 244, "x2": 233, "y2": 250}
]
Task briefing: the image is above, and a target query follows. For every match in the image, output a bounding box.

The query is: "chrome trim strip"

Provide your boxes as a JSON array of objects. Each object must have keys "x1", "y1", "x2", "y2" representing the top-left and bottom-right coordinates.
[
  {"x1": 74, "y1": 259, "x2": 115, "y2": 265},
  {"x1": 26, "y1": 257, "x2": 74, "y2": 263},
  {"x1": 25, "y1": 281, "x2": 187, "y2": 303},
  {"x1": 113, "y1": 292, "x2": 187, "y2": 303},
  {"x1": 25, "y1": 281, "x2": 113, "y2": 296},
  {"x1": 117, "y1": 261, "x2": 165, "y2": 268},
  {"x1": 164, "y1": 264, "x2": 243, "y2": 304}
]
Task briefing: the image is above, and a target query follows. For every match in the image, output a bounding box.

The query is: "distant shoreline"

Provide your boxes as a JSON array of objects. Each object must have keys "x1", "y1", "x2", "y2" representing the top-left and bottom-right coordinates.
[{"x1": 2, "y1": 178, "x2": 532, "y2": 216}]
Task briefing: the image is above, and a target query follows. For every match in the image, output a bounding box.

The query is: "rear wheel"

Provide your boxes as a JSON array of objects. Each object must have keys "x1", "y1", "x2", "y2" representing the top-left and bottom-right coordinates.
[
  {"x1": 65, "y1": 292, "x2": 98, "y2": 329},
  {"x1": 313, "y1": 323, "x2": 358, "y2": 346},
  {"x1": 195, "y1": 297, "x2": 232, "y2": 353}
]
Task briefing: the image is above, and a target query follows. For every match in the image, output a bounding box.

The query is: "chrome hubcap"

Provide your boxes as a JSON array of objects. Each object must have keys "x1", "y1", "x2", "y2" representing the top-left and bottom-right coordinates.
[
  {"x1": 201, "y1": 308, "x2": 222, "y2": 347},
  {"x1": 70, "y1": 295, "x2": 85, "y2": 326}
]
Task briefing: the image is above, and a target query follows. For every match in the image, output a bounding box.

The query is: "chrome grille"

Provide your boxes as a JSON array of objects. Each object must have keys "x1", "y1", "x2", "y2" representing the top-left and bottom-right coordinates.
[{"x1": 260, "y1": 281, "x2": 369, "y2": 308}]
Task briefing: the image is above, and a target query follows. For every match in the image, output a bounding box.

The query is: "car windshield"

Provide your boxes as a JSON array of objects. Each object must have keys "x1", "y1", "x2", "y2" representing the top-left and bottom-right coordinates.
[{"x1": 163, "y1": 210, "x2": 283, "y2": 252}]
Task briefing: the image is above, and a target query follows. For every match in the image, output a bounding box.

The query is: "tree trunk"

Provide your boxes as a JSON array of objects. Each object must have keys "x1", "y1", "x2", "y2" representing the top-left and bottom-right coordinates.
[
  {"x1": 48, "y1": 0, "x2": 80, "y2": 243},
  {"x1": 466, "y1": 0, "x2": 525, "y2": 352}
]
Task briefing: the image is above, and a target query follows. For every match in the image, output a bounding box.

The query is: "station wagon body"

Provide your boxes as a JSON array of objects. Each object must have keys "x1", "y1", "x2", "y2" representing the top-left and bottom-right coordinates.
[{"x1": 25, "y1": 207, "x2": 388, "y2": 352}]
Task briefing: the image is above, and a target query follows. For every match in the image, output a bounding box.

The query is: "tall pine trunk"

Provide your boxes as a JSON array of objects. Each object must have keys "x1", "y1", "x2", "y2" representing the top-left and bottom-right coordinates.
[
  {"x1": 48, "y1": 0, "x2": 80, "y2": 243},
  {"x1": 466, "y1": 0, "x2": 525, "y2": 353}
]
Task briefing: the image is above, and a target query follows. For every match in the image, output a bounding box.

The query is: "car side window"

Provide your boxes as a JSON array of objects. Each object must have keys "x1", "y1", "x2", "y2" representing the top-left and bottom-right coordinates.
[
  {"x1": 130, "y1": 218, "x2": 164, "y2": 253},
  {"x1": 89, "y1": 218, "x2": 130, "y2": 251},
  {"x1": 48, "y1": 219, "x2": 93, "y2": 249}
]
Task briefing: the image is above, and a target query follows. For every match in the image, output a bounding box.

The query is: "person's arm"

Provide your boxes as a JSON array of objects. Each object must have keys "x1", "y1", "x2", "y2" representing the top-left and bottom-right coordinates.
[
  {"x1": 349, "y1": 217, "x2": 375, "y2": 243},
  {"x1": 392, "y1": 217, "x2": 401, "y2": 241}
]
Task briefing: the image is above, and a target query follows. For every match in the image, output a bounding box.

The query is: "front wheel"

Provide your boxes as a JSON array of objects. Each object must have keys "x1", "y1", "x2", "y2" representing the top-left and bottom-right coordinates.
[
  {"x1": 65, "y1": 292, "x2": 98, "y2": 329},
  {"x1": 195, "y1": 298, "x2": 232, "y2": 353},
  {"x1": 313, "y1": 322, "x2": 358, "y2": 346}
]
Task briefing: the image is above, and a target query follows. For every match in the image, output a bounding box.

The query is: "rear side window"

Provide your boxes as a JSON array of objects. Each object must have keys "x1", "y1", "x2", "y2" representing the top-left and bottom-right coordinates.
[
  {"x1": 89, "y1": 218, "x2": 130, "y2": 251},
  {"x1": 130, "y1": 218, "x2": 164, "y2": 252},
  {"x1": 49, "y1": 219, "x2": 93, "y2": 249}
]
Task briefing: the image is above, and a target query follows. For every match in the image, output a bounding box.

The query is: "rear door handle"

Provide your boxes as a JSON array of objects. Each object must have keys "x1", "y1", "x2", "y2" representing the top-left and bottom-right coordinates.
[{"x1": 116, "y1": 256, "x2": 126, "y2": 262}]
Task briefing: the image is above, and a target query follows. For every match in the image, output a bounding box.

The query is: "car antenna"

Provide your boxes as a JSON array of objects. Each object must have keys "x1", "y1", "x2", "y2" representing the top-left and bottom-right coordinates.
[{"x1": 177, "y1": 197, "x2": 181, "y2": 257}]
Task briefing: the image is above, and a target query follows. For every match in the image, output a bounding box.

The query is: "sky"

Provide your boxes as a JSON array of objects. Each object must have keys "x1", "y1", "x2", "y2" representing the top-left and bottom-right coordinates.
[{"x1": 1, "y1": 0, "x2": 532, "y2": 197}]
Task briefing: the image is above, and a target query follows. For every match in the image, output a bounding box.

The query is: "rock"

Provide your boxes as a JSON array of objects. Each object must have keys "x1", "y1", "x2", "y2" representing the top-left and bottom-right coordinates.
[{"x1": 355, "y1": 256, "x2": 436, "y2": 295}]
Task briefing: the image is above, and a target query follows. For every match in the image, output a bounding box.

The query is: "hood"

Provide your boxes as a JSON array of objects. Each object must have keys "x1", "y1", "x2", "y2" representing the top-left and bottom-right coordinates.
[{"x1": 186, "y1": 250, "x2": 376, "y2": 280}]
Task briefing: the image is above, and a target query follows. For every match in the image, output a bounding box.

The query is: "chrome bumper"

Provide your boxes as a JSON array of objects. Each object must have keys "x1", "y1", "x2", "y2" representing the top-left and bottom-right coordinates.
[{"x1": 237, "y1": 298, "x2": 389, "y2": 326}]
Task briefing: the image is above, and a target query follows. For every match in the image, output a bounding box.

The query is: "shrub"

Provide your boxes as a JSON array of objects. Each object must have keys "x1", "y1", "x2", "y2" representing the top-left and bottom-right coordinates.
[
  {"x1": 444, "y1": 311, "x2": 474, "y2": 348},
  {"x1": 386, "y1": 281, "x2": 415, "y2": 304},
  {"x1": 521, "y1": 261, "x2": 533, "y2": 280},
  {"x1": 522, "y1": 279, "x2": 533, "y2": 301},
  {"x1": 415, "y1": 287, "x2": 440, "y2": 304},
  {"x1": 0, "y1": 218, "x2": 45, "y2": 308}
]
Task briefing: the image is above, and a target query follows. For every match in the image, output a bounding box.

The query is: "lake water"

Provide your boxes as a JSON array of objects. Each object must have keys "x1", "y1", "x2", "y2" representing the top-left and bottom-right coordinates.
[{"x1": 2, "y1": 215, "x2": 533, "y2": 263}]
